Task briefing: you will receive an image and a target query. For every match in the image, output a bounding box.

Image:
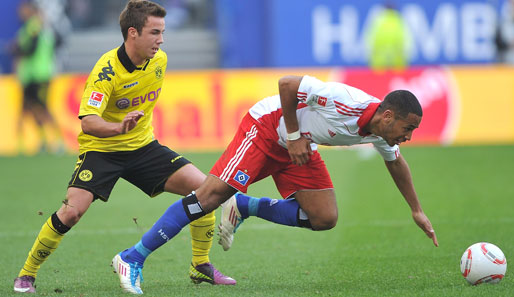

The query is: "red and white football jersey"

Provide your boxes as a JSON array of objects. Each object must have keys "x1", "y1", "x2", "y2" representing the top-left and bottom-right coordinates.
[{"x1": 249, "y1": 75, "x2": 399, "y2": 161}]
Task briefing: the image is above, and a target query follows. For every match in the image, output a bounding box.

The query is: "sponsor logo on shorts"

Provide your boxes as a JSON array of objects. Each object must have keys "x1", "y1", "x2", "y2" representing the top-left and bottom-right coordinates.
[
  {"x1": 171, "y1": 155, "x2": 183, "y2": 163},
  {"x1": 79, "y1": 170, "x2": 93, "y2": 182},
  {"x1": 234, "y1": 170, "x2": 250, "y2": 186},
  {"x1": 88, "y1": 91, "x2": 104, "y2": 108},
  {"x1": 116, "y1": 98, "x2": 130, "y2": 109}
]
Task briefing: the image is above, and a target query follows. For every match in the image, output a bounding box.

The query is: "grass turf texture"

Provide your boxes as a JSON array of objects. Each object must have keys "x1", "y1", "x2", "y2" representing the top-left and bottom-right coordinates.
[{"x1": 1, "y1": 145, "x2": 513, "y2": 296}]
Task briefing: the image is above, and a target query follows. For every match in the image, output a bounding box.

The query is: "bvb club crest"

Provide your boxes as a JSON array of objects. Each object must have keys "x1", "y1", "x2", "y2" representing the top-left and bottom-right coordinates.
[
  {"x1": 206, "y1": 228, "x2": 214, "y2": 238},
  {"x1": 155, "y1": 66, "x2": 162, "y2": 79},
  {"x1": 79, "y1": 170, "x2": 93, "y2": 182}
]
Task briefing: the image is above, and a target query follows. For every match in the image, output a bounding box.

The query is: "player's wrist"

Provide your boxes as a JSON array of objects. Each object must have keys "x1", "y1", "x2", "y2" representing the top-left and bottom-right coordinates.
[
  {"x1": 118, "y1": 123, "x2": 127, "y2": 135},
  {"x1": 287, "y1": 130, "x2": 301, "y2": 141}
]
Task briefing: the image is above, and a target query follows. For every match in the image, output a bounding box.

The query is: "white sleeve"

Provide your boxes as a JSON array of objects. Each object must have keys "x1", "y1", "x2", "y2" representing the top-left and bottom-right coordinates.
[
  {"x1": 373, "y1": 141, "x2": 400, "y2": 161},
  {"x1": 297, "y1": 75, "x2": 374, "y2": 109},
  {"x1": 297, "y1": 75, "x2": 331, "y2": 105}
]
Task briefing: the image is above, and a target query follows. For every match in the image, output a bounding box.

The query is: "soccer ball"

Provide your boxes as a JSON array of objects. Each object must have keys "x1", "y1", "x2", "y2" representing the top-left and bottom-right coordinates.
[{"x1": 460, "y1": 242, "x2": 507, "y2": 285}]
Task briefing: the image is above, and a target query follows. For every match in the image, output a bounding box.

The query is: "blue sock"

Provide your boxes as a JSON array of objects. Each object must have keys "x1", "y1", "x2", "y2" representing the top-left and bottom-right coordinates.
[
  {"x1": 121, "y1": 199, "x2": 191, "y2": 265},
  {"x1": 236, "y1": 193, "x2": 300, "y2": 227}
]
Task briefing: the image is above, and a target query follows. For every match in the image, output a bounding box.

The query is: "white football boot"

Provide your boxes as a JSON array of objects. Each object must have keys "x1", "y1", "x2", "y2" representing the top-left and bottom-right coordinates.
[
  {"x1": 218, "y1": 193, "x2": 245, "y2": 251},
  {"x1": 111, "y1": 253, "x2": 143, "y2": 294}
]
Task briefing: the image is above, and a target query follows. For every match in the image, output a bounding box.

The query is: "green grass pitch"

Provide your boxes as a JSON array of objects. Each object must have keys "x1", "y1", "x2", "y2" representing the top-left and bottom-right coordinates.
[{"x1": 1, "y1": 145, "x2": 513, "y2": 296}]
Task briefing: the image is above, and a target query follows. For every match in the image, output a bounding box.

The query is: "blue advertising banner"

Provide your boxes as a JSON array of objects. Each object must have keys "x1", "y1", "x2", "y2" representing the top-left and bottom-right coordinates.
[
  {"x1": 216, "y1": 0, "x2": 506, "y2": 68},
  {"x1": 0, "y1": 0, "x2": 22, "y2": 73}
]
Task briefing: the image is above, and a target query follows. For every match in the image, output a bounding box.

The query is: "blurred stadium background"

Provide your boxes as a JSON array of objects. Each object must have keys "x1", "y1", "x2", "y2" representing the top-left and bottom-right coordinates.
[{"x1": 0, "y1": 0, "x2": 513, "y2": 155}]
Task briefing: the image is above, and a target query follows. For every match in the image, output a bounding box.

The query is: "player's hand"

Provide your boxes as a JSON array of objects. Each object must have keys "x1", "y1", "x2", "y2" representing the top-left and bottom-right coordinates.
[
  {"x1": 120, "y1": 110, "x2": 144, "y2": 134},
  {"x1": 412, "y1": 210, "x2": 439, "y2": 247},
  {"x1": 286, "y1": 137, "x2": 313, "y2": 166}
]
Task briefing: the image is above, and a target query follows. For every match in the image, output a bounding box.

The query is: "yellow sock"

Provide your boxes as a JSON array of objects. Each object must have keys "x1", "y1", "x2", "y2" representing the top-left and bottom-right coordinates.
[
  {"x1": 190, "y1": 211, "x2": 215, "y2": 266},
  {"x1": 18, "y1": 216, "x2": 65, "y2": 278}
]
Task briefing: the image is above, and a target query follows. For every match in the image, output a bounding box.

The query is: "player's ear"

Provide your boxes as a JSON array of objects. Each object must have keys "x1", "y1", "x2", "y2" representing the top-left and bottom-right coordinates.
[
  {"x1": 128, "y1": 27, "x2": 138, "y2": 39},
  {"x1": 383, "y1": 109, "x2": 395, "y2": 123}
]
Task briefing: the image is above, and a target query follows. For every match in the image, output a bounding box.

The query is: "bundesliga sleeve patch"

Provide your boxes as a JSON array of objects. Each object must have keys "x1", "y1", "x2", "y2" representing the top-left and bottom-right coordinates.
[
  {"x1": 88, "y1": 91, "x2": 105, "y2": 108},
  {"x1": 317, "y1": 96, "x2": 327, "y2": 106},
  {"x1": 234, "y1": 170, "x2": 250, "y2": 186}
]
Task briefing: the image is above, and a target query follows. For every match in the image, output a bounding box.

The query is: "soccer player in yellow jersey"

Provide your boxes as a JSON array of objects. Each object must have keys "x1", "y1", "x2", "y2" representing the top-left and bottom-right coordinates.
[{"x1": 13, "y1": 1, "x2": 235, "y2": 294}]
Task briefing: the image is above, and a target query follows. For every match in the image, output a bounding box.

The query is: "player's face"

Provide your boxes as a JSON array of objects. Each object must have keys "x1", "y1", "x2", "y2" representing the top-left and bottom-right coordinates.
[
  {"x1": 382, "y1": 112, "x2": 421, "y2": 146},
  {"x1": 135, "y1": 16, "x2": 165, "y2": 61}
]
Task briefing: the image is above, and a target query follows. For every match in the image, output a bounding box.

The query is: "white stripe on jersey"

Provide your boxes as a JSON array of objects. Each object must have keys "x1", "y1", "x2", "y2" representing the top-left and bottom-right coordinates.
[
  {"x1": 297, "y1": 91, "x2": 307, "y2": 101},
  {"x1": 220, "y1": 125, "x2": 258, "y2": 182},
  {"x1": 334, "y1": 101, "x2": 366, "y2": 117}
]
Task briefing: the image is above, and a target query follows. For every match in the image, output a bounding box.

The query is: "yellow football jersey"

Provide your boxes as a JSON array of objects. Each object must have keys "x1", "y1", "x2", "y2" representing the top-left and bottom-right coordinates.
[{"x1": 78, "y1": 44, "x2": 166, "y2": 153}]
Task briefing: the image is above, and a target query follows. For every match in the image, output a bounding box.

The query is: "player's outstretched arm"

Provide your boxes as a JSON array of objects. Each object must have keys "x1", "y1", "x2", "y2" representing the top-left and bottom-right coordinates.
[
  {"x1": 384, "y1": 154, "x2": 439, "y2": 247},
  {"x1": 81, "y1": 111, "x2": 144, "y2": 138},
  {"x1": 412, "y1": 209, "x2": 438, "y2": 247}
]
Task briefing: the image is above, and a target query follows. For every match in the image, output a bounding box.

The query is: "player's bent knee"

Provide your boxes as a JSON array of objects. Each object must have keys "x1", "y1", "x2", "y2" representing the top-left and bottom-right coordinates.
[
  {"x1": 311, "y1": 220, "x2": 337, "y2": 231},
  {"x1": 310, "y1": 214, "x2": 338, "y2": 231}
]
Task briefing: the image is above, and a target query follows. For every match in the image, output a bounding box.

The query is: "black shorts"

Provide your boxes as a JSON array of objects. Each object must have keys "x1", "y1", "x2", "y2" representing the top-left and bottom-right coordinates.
[{"x1": 68, "y1": 140, "x2": 191, "y2": 201}]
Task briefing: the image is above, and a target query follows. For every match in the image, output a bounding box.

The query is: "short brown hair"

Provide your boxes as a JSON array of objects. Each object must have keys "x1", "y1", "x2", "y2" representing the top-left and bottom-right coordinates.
[{"x1": 119, "y1": 0, "x2": 166, "y2": 41}]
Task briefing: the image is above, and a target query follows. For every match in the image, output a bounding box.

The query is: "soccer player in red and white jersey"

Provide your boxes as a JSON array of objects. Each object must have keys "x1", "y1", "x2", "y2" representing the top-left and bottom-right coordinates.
[
  {"x1": 114, "y1": 75, "x2": 438, "y2": 293},
  {"x1": 215, "y1": 74, "x2": 437, "y2": 248}
]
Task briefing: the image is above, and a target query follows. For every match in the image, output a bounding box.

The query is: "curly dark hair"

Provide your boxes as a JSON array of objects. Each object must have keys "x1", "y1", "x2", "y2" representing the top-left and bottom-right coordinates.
[{"x1": 119, "y1": 0, "x2": 166, "y2": 41}]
